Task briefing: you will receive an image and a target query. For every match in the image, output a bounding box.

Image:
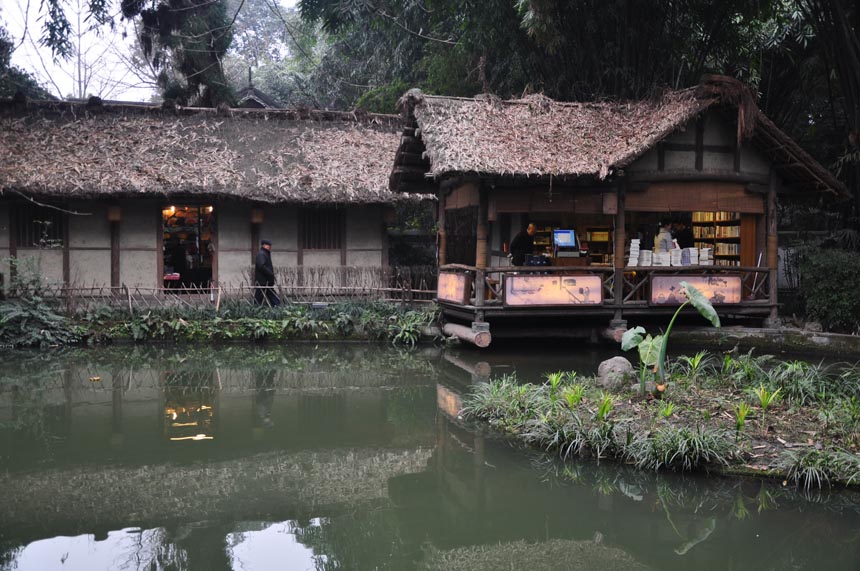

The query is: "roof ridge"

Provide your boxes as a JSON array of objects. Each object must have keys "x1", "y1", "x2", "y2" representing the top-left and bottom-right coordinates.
[{"x1": 0, "y1": 98, "x2": 401, "y2": 126}]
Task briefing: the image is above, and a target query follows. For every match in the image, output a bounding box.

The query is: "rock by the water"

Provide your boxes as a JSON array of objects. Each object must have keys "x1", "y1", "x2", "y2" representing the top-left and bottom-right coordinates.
[{"x1": 597, "y1": 356, "x2": 635, "y2": 392}]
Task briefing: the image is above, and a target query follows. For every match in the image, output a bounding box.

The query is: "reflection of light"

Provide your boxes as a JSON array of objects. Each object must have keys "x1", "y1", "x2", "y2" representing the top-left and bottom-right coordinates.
[
  {"x1": 227, "y1": 520, "x2": 324, "y2": 571},
  {"x1": 169, "y1": 434, "x2": 214, "y2": 441},
  {"x1": 200, "y1": 405, "x2": 212, "y2": 410},
  {"x1": 171, "y1": 422, "x2": 199, "y2": 427}
]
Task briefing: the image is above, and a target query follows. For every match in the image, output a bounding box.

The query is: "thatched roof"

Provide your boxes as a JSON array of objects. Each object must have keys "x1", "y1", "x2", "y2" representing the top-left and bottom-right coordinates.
[
  {"x1": 0, "y1": 99, "x2": 412, "y2": 204},
  {"x1": 392, "y1": 76, "x2": 846, "y2": 196}
]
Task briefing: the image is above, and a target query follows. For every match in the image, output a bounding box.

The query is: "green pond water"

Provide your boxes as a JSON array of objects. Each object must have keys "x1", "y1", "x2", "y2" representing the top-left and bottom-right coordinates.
[{"x1": 1, "y1": 343, "x2": 859, "y2": 571}]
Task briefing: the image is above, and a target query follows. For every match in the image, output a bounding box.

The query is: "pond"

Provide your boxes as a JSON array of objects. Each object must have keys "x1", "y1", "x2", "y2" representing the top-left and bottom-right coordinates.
[{"x1": 1, "y1": 343, "x2": 859, "y2": 570}]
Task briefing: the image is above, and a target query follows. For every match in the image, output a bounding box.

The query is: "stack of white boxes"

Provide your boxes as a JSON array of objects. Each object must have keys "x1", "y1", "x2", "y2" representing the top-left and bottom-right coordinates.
[
  {"x1": 652, "y1": 252, "x2": 671, "y2": 266},
  {"x1": 640, "y1": 250, "x2": 653, "y2": 267},
  {"x1": 627, "y1": 239, "x2": 641, "y2": 266},
  {"x1": 685, "y1": 247, "x2": 699, "y2": 265}
]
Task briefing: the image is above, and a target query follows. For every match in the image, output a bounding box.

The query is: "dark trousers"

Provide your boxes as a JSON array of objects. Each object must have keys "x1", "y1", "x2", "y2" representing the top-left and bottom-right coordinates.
[{"x1": 254, "y1": 285, "x2": 281, "y2": 307}]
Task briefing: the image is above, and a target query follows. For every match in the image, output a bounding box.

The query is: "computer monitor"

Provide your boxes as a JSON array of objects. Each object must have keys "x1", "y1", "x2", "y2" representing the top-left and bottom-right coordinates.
[{"x1": 553, "y1": 229, "x2": 577, "y2": 248}]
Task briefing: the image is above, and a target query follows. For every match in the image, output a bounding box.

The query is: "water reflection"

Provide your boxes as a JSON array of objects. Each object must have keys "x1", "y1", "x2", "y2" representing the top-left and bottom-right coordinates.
[{"x1": 0, "y1": 344, "x2": 858, "y2": 570}]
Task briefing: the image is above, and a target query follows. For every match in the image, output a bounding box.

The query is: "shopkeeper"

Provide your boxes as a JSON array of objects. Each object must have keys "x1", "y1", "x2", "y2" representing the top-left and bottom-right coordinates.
[{"x1": 510, "y1": 223, "x2": 536, "y2": 265}]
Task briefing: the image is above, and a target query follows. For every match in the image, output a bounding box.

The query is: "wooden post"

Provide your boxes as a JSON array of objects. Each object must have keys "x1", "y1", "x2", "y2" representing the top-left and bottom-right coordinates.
[
  {"x1": 437, "y1": 193, "x2": 447, "y2": 267},
  {"x1": 767, "y1": 169, "x2": 780, "y2": 326},
  {"x1": 474, "y1": 187, "x2": 488, "y2": 312},
  {"x1": 612, "y1": 184, "x2": 626, "y2": 328},
  {"x1": 110, "y1": 221, "x2": 120, "y2": 288}
]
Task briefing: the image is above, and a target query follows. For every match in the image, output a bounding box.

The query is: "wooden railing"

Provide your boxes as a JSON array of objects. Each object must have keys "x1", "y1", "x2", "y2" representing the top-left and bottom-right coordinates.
[{"x1": 438, "y1": 264, "x2": 773, "y2": 310}]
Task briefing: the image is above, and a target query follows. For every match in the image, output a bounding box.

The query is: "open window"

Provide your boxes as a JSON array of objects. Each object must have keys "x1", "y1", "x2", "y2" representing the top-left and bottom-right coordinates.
[{"x1": 162, "y1": 205, "x2": 215, "y2": 288}]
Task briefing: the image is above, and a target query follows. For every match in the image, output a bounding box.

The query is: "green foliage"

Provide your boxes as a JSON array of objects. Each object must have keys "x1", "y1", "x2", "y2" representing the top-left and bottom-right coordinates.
[
  {"x1": 0, "y1": 22, "x2": 53, "y2": 99},
  {"x1": 768, "y1": 360, "x2": 829, "y2": 405},
  {"x1": 622, "y1": 282, "x2": 720, "y2": 389},
  {"x1": 629, "y1": 425, "x2": 737, "y2": 472},
  {"x1": 735, "y1": 402, "x2": 751, "y2": 437},
  {"x1": 563, "y1": 383, "x2": 585, "y2": 409},
  {"x1": 595, "y1": 392, "x2": 615, "y2": 423},
  {"x1": 676, "y1": 351, "x2": 714, "y2": 385},
  {"x1": 748, "y1": 384, "x2": 782, "y2": 411},
  {"x1": 784, "y1": 447, "x2": 860, "y2": 491},
  {"x1": 658, "y1": 400, "x2": 676, "y2": 419},
  {"x1": 84, "y1": 301, "x2": 436, "y2": 345},
  {"x1": 354, "y1": 79, "x2": 410, "y2": 113},
  {"x1": 0, "y1": 258, "x2": 79, "y2": 348},
  {"x1": 797, "y1": 248, "x2": 860, "y2": 332},
  {"x1": 719, "y1": 350, "x2": 772, "y2": 388}
]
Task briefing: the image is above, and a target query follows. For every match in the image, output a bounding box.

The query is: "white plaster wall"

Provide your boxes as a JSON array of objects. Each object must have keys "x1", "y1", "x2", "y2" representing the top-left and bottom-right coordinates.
[
  {"x1": 345, "y1": 207, "x2": 382, "y2": 249},
  {"x1": 629, "y1": 148, "x2": 659, "y2": 171},
  {"x1": 119, "y1": 200, "x2": 157, "y2": 287},
  {"x1": 664, "y1": 149, "x2": 695, "y2": 170},
  {"x1": 17, "y1": 249, "x2": 64, "y2": 283},
  {"x1": 703, "y1": 152, "x2": 735, "y2": 171},
  {"x1": 273, "y1": 251, "x2": 298, "y2": 267},
  {"x1": 263, "y1": 205, "x2": 298, "y2": 250},
  {"x1": 703, "y1": 113, "x2": 734, "y2": 145},
  {"x1": 121, "y1": 251, "x2": 157, "y2": 288},
  {"x1": 119, "y1": 200, "x2": 156, "y2": 250},
  {"x1": 219, "y1": 250, "x2": 252, "y2": 286},
  {"x1": 740, "y1": 145, "x2": 770, "y2": 175},
  {"x1": 68, "y1": 202, "x2": 109, "y2": 248},
  {"x1": 303, "y1": 251, "x2": 341, "y2": 266},
  {"x1": 218, "y1": 203, "x2": 251, "y2": 250},
  {"x1": 69, "y1": 249, "x2": 111, "y2": 287},
  {"x1": 346, "y1": 250, "x2": 382, "y2": 266}
]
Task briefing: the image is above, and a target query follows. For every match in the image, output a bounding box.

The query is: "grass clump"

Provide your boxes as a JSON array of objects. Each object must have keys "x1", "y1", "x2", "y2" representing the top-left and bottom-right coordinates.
[
  {"x1": 628, "y1": 425, "x2": 738, "y2": 472},
  {"x1": 783, "y1": 447, "x2": 860, "y2": 491}
]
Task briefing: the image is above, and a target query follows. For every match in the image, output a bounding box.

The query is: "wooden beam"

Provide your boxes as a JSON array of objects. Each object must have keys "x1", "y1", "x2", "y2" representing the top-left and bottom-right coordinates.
[
  {"x1": 767, "y1": 170, "x2": 779, "y2": 325},
  {"x1": 627, "y1": 171, "x2": 770, "y2": 185}
]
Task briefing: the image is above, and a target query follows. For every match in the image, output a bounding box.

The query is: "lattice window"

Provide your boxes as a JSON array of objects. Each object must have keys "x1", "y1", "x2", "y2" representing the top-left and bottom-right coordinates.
[
  {"x1": 301, "y1": 208, "x2": 344, "y2": 250},
  {"x1": 13, "y1": 203, "x2": 66, "y2": 248}
]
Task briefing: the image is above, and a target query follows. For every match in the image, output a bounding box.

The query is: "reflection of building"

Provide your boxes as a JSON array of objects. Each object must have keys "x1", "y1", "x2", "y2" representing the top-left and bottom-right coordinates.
[{"x1": 162, "y1": 371, "x2": 217, "y2": 442}]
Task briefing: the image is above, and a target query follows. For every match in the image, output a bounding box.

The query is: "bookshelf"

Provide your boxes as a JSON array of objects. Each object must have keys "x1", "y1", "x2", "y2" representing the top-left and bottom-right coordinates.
[
  {"x1": 585, "y1": 226, "x2": 612, "y2": 265},
  {"x1": 533, "y1": 225, "x2": 553, "y2": 249},
  {"x1": 692, "y1": 211, "x2": 740, "y2": 267}
]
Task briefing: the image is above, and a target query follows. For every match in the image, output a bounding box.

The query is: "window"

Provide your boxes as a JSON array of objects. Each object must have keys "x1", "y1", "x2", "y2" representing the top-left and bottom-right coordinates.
[
  {"x1": 301, "y1": 208, "x2": 344, "y2": 250},
  {"x1": 13, "y1": 203, "x2": 66, "y2": 248}
]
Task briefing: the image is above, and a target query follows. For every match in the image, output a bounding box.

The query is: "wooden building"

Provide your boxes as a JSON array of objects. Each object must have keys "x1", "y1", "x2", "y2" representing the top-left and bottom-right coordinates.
[
  {"x1": 0, "y1": 98, "x2": 417, "y2": 293},
  {"x1": 390, "y1": 76, "x2": 847, "y2": 344}
]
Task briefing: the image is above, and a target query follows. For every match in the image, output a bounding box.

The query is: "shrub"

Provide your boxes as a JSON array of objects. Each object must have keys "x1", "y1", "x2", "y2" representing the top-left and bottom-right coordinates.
[
  {"x1": 0, "y1": 258, "x2": 80, "y2": 348},
  {"x1": 797, "y1": 247, "x2": 860, "y2": 332}
]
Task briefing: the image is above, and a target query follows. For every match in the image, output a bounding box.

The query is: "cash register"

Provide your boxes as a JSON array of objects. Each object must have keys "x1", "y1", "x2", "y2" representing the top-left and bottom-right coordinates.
[
  {"x1": 553, "y1": 229, "x2": 579, "y2": 257},
  {"x1": 552, "y1": 228, "x2": 589, "y2": 266}
]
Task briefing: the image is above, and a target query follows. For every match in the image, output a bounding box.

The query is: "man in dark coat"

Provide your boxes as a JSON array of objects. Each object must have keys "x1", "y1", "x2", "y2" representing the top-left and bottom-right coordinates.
[
  {"x1": 254, "y1": 239, "x2": 280, "y2": 306},
  {"x1": 509, "y1": 223, "x2": 536, "y2": 266}
]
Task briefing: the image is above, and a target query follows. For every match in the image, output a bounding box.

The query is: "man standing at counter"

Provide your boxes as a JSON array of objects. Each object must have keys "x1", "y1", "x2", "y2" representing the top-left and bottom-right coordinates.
[{"x1": 510, "y1": 223, "x2": 537, "y2": 265}]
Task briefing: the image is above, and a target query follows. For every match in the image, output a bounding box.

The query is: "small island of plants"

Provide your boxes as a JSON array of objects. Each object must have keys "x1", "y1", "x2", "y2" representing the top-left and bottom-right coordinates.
[{"x1": 462, "y1": 282, "x2": 860, "y2": 490}]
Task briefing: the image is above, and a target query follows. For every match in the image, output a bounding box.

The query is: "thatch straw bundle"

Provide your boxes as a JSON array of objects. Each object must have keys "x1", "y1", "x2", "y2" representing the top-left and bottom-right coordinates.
[{"x1": 0, "y1": 103, "x2": 408, "y2": 204}]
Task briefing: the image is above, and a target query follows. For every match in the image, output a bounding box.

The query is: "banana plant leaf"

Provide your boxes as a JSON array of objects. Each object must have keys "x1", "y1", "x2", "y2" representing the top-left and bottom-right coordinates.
[
  {"x1": 680, "y1": 281, "x2": 721, "y2": 328},
  {"x1": 621, "y1": 326, "x2": 646, "y2": 351},
  {"x1": 638, "y1": 334, "x2": 663, "y2": 367}
]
